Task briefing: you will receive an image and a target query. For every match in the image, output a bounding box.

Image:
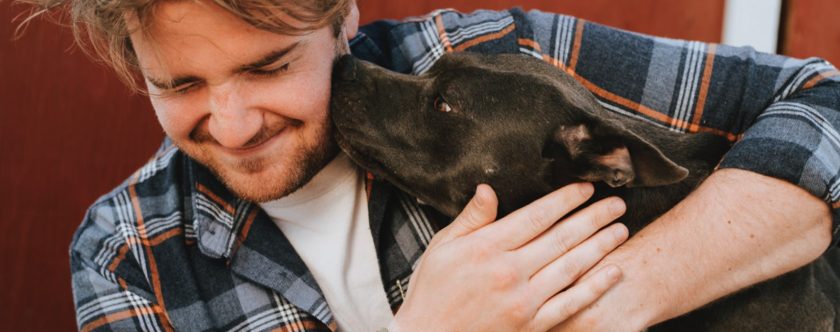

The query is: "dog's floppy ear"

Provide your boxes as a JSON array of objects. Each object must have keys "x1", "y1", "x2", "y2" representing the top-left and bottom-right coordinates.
[
  {"x1": 617, "y1": 129, "x2": 689, "y2": 187},
  {"x1": 553, "y1": 124, "x2": 591, "y2": 158},
  {"x1": 551, "y1": 121, "x2": 689, "y2": 187}
]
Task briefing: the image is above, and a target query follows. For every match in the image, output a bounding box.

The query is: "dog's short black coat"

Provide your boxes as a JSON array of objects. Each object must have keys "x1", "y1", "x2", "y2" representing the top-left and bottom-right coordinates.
[{"x1": 330, "y1": 52, "x2": 839, "y2": 331}]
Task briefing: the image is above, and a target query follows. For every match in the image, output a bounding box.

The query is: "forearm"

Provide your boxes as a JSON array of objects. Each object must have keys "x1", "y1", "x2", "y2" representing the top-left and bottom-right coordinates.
[{"x1": 560, "y1": 168, "x2": 832, "y2": 330}]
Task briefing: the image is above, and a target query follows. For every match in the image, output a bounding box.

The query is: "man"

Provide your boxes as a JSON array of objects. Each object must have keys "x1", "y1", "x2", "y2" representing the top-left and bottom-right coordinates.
[{"x1": 32, "y1": 0, "x2": 836, "y2": 330}]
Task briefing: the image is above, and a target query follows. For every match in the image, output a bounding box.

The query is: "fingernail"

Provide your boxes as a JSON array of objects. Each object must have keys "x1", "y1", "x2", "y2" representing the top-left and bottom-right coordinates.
[
  {"x1": 474, "y1": 185, "x2": 485, "y2": 206},
  {"x1": 612, "y1": 224, "x2": 628, "y2": 240},
  {"x1": 578, "y1": 182, "x2": 594, "y2": 196},
  {"x1": 609, "y1": 198, "x2": 626, "y2": 215}
]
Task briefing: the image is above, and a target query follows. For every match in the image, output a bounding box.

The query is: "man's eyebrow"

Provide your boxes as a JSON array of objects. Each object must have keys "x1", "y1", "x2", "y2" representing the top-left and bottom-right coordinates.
[
  {"x1": 146, "y1": 42, "x2": 302, "y2": 90},
  {"x1": 147, "y1": 75, "x2": 202, "y2": 90},
  {"x1": 235, "y1": 41, "x2": 301, "y2": 73}
]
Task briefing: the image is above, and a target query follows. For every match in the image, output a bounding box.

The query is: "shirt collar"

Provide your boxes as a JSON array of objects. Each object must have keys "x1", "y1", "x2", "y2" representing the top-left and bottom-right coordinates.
[{"x1": 183, "y1": 151, "x2": 386, "y2": 330}]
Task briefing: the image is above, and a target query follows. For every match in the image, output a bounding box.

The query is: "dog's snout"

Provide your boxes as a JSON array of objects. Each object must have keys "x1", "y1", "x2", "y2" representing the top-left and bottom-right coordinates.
[
  {"x1": 334, "y1": 55, "x2": 358, "y2": 82},
  {"x1": 607, "y1": 169, "x2": 634, "y2": 188}
]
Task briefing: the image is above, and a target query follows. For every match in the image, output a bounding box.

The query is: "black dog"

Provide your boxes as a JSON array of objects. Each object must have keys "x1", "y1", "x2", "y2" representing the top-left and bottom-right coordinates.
[{"x1": 330, "y1": 52, "x2": 838, "y2": 331}]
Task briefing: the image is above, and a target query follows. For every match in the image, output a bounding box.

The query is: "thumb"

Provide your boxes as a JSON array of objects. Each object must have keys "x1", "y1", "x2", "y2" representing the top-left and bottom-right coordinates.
[{"x1": 433, "y1": 184, "x2": 498, "y2": 246}]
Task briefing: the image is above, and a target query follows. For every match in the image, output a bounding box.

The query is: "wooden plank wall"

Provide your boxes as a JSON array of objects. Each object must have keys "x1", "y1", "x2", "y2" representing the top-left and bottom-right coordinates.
[
  {"x1": 0, "y1": 3, "x2": 163, "y2": 331},
  {"x1": 358, "y1": 0, "x2": 725, "y2": 42},
  {"x1": 781, "y1": 0, "x2": 840, "y2": 66}
]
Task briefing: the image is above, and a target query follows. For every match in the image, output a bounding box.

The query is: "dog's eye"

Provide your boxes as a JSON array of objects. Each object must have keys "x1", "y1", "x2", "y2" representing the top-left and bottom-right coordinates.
[{"x1": 434, "y1": 95, "x2": 453, "y2": 113}]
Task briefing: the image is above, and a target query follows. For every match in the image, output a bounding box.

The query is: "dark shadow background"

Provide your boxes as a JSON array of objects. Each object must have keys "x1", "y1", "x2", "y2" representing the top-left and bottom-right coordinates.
[{"x1": 1, "y1": 0, "x2": 836, "y2": 330}]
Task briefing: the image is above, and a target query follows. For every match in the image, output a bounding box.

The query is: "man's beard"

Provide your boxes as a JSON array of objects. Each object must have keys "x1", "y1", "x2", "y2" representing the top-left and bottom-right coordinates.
[{"x1": 181, "y1": 117, "x2": 339, "y2": 203}]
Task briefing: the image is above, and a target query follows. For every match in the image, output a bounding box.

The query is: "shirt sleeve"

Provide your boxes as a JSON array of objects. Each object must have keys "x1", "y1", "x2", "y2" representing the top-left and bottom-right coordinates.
[
  {"x1": 514, "y1": 9, "x2": 840, "y2": 243},
  {"x1": 70, "y1": 204, "x2": 172, "y2": 331}
]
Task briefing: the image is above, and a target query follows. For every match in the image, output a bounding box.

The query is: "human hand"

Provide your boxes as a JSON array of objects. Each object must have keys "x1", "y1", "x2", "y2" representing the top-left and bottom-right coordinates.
[{"x1": 392, "y1": 183, "x2": 629, "y2": 332}]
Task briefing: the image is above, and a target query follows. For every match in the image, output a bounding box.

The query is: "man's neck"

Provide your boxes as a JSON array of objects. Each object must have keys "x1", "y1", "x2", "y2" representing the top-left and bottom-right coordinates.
[{"x1": 261, "y1": 152, "x2": 359, "y2": 209}]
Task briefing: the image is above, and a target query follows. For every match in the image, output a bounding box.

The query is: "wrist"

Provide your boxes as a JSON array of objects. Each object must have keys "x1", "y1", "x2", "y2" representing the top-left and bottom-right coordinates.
[{"x1": 592, "y1": 247, "x2": 667, "y2": 329}]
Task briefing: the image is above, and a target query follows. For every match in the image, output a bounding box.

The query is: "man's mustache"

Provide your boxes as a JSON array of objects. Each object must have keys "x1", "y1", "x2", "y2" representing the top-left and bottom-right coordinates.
[{"x1": 189, "y1": 117, "x2": 302, "y2": 148}]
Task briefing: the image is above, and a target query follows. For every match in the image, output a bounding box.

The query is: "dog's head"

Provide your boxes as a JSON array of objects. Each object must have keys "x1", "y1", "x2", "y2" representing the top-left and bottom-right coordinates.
[{"x1": 331, "y1": 52, "x2": 687, "y2": 217}]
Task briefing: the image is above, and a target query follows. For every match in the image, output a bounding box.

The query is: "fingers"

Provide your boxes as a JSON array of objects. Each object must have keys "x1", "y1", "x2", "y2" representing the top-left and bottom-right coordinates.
[
  {"x1": 481, "y1": 182, "x2": 594, "y2": 250},
  {"x1": 528, "y1": 222, "x2": 628, "y2": 304},
  {"x1": 517, "y1": 197, "x2": 626, "y2": 273},
  {"x1": 531, "y1": 264, "x2": 623, "y2": 332},
  {"x1": 432, "y1": 184, "x2": 498, "y2": 246}
]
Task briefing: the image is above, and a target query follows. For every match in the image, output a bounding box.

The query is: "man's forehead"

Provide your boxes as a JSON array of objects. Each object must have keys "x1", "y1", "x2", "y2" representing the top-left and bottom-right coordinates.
[
  {"x1": 128, "y1": 1, "x2": 312, "y2": 84},
  {"x1": 132, "y1": 1, "x2": 268, "y2": 50},
  {"x1": 145, "y1": 41, "x2": 304, "y2": 89},
  {"x1": 137, "y1": 0, "x2": 313, "y2": 37}
]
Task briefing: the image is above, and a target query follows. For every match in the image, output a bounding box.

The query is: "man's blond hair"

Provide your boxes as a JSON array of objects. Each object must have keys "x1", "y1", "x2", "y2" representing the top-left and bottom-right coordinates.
[{"x1": 20, "y1": 0, "x2": 354, "y2": 91}]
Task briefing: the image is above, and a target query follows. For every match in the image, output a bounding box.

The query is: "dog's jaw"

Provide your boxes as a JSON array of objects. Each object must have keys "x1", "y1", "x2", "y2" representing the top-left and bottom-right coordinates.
[{"x1": 334, "y1": 127, "x2": 465, "y2": 216}]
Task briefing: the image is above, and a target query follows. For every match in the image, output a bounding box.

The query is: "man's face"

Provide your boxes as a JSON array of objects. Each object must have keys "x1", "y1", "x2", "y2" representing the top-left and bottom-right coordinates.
[{"x1": 129, "y1": 1, "x2": 356, "y2": 202}]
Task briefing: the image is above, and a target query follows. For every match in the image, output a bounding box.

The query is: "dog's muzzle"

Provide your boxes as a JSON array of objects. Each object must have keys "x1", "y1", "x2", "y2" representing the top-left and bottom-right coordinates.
[{"x1": 334, "y1": 55, "x2": 359, "y2": 83}]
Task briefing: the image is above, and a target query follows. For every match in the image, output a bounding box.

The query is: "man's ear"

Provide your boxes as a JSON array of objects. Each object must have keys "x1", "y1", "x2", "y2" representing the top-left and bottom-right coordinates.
[
  {"x1": 343, "y1": 3, "x2": 360, "y2": 40},
  {"x1": 550, "y1": 121, "x2": 689, "y2": 187}
]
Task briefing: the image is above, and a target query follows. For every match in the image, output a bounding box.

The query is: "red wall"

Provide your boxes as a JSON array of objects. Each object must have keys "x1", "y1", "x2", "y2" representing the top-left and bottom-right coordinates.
[
  {"x1": 358, "y1": 0, "x2": 725, "y2": 42},
  {"x1": 782, "y1": 0, "x2": 840, "y2": 66},
  {"x1": 0, "y1": 3, "x2": 163, "y2": 331}
]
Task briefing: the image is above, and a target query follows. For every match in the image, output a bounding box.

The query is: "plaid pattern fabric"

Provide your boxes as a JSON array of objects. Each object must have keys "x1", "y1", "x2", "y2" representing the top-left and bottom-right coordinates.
[
  {"x1": 71, "y1": 8, "x2": 840, "y2": 331},
  {"x1": 71, "y1": 140, "x2": 443, "y2": 331}
]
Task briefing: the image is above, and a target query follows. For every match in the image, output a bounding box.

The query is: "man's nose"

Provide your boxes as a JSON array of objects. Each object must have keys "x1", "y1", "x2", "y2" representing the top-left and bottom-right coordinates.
[{"x1": 207, "y1": 81, "x2": 262, "y2": 149}]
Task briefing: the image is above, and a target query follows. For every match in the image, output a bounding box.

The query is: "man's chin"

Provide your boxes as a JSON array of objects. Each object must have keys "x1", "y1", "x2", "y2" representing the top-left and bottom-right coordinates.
[
  {"x1": 215, "y1": 166, "x2": 307, "y2": 203},
  {"x1": 203, "y1": 146, "x2": 338, "y2": 203}
]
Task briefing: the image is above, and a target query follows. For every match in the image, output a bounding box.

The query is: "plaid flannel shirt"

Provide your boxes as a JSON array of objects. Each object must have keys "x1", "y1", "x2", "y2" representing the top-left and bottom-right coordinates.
[{"x1": 71, "y1": 8, "x2": 840, "y2": 331}]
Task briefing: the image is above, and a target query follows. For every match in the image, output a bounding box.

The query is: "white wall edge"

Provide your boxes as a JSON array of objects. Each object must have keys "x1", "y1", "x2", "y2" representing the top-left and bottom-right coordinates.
[{"x1": 721, "y1": 0, "x2": 783, "y2": 53}]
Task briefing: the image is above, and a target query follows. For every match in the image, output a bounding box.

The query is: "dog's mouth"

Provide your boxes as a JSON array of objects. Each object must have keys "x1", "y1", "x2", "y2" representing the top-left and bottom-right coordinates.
[
  {"x1": 333, "y1": 125, "x2": 402, "y2": 183},
  {"x1": 333, "y1": 125, "x2": 443, "y2": 209},
  {"x1": 334, "y1": 129, "x2": 388, "y2": 177},
  {"x1": 331, "y1": 88, "x2": 399, "y2": 180}
]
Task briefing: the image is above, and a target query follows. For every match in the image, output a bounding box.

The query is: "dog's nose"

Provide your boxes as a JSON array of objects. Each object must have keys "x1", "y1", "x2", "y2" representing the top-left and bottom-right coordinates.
[
  {"x1": 607, "y1": 169, "x2": 633, "y2": 188},
  {"x1": 334, "y1": 54, "x2": 358, "y2": 82}
]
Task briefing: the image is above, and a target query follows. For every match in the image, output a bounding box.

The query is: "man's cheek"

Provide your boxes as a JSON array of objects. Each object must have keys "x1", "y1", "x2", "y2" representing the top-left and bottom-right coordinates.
[
  {"x1": 150, "y1": 100, "x2": 195, "y2": 138},
  {"x1": 151, "y1": 109, "x2": 179, "y2": 137}
]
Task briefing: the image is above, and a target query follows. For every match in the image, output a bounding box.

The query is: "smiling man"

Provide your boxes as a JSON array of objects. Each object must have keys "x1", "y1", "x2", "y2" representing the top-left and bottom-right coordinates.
[
  {"x1": 135, "y1": 4, "x2": 341, "y2": 203},
  {"x1": 22, "y1": 0, "x2": 840, "y2": 330}
]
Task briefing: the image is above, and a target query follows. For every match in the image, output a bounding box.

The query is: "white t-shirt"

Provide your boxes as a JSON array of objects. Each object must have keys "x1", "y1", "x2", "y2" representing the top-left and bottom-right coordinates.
[{"x1": 259, "y1": 153, "x2": 394, "y2": 332}]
